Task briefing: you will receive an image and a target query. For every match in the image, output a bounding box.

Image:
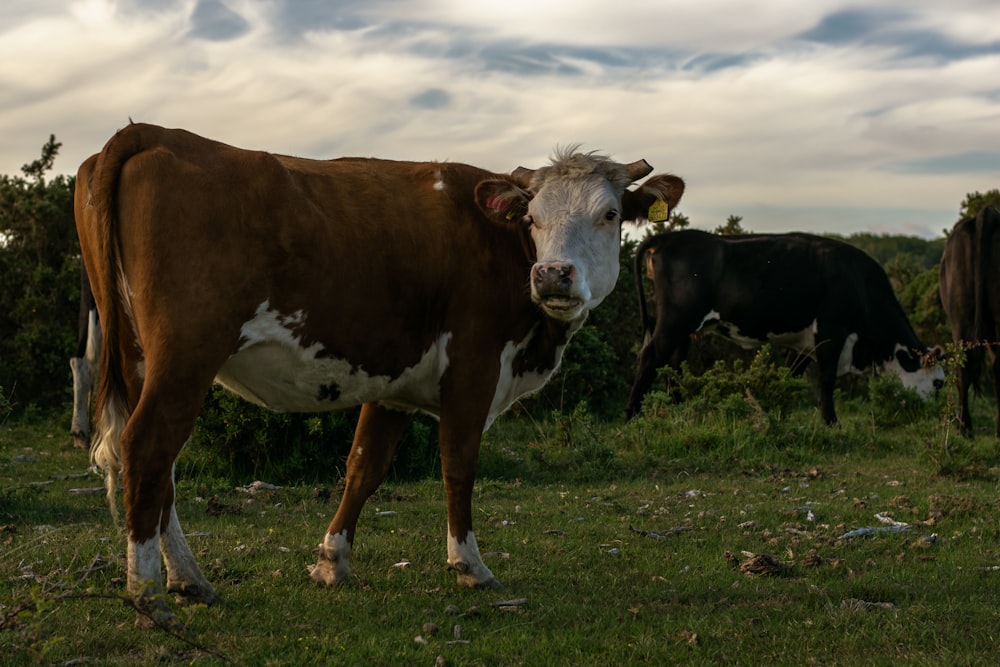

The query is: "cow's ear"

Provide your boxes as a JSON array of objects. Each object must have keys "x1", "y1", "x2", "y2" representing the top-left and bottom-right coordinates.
[
  {"x1": 475, "y1": 179, "x2": 532, "y2": 224},
  {"x1": 622, "y1": 174, "x2": 686, "y2": 225}
]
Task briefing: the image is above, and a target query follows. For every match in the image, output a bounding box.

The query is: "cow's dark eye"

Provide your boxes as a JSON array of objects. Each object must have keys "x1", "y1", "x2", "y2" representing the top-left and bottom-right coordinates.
[
  {"x1": 523, "y1": 215, "x2": 535, "y2": 228},
  {"x1": 604, "y1": 209, "x2": 619, "y2": 222}
]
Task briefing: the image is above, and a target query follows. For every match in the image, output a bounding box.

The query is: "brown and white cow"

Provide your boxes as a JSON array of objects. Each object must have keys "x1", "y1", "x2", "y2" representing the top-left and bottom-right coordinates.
[
  {"x1": 940, "y1": 206, "x2": 1000, "y2": 437},
  {"x1": 75, "y1": 122, "x2": 684, "y2": 625}
]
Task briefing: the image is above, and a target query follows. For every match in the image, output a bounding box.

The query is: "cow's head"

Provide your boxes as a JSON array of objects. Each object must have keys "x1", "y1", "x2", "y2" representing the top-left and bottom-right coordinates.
[
  {"x1": 885, "y1": 345, "x2": 946, "y2": 399},
  {"x1": 476, "y1": 148, "x2": 685, "y2": 321}
]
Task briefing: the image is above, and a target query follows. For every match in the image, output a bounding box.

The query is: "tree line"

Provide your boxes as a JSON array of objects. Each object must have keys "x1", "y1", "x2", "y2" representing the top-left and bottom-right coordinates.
[{"x1": 1, "y1": 137, "x2": 997, "y2": 476}]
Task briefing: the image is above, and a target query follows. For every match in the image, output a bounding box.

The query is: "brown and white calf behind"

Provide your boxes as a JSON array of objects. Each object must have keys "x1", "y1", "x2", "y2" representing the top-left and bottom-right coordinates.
[{"x1": 74, "y1": 122, "x2": 684, "y2": 625}]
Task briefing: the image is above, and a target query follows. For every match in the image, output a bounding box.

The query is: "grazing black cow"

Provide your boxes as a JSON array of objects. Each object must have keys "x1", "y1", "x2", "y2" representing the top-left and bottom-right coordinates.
[
  {"x1": 939, "y1": 206, "x2": 1000, "y2": 437},
  {"x1": 626, "y1": 230, "x2": 945, "y2": 424},
  {"x1": 70, "y1": 263, "x2": 101, "y2": 449}
]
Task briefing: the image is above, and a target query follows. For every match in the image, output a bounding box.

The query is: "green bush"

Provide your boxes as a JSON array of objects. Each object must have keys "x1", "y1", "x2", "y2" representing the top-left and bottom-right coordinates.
[
  {"x1": 181, "y1": 387, "x2": 440, "y2": 485},
  {"x1": 0, "y1": 138, "x2": 80, "y2": 414},
  {"x1": 650, "y1": 345, "x2": 814, "y2": 420}
]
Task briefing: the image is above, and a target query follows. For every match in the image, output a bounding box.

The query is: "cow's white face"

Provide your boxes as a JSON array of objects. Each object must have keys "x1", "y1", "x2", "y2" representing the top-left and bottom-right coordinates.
[
  {"x1": 526, "y1": 174, "x2": 624, "y2": 321},
  {"x1": 475, "y1": 150, "x2": 682, "y2": 322},
  {"x1": 885, "y1": 345, "x2": 946, "y2": 400}
]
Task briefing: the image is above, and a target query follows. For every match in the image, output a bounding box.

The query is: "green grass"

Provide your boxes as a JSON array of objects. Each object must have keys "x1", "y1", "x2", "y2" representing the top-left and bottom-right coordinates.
[{"x1": 2, "y1": 387, "x2": 1000, "y2": 665}]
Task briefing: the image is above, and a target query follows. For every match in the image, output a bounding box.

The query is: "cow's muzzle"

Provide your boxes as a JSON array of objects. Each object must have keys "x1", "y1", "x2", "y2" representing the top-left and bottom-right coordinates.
[{"x1": 531, "y1": 262, "x2": 583, "y2": 318}]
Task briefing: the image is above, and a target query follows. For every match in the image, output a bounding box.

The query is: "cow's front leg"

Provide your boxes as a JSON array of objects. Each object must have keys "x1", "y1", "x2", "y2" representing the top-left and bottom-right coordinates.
[
  {"x1": 439, "y1": 396, "x2": 500, "y2": 589},
  {"x1": 311, "y1": 403, "x2": 412, "y2": 586}
]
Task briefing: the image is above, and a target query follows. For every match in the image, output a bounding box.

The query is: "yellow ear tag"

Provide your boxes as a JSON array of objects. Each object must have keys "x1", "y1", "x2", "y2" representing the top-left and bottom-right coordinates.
[{"x1": 648, "y1": 200, "x2": 670, "y2": 223}]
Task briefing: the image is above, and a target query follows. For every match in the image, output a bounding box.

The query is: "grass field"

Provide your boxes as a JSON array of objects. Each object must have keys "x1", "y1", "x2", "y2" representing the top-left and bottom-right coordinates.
[{"x1": 2, "y1": 380, "x2": 1000, "y2": 665}]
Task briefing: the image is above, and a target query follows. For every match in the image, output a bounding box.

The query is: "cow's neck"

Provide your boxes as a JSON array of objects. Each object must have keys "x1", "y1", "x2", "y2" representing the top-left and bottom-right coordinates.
[{"x1": 486, "y1": 311, "x2": 584, "y2": 429}]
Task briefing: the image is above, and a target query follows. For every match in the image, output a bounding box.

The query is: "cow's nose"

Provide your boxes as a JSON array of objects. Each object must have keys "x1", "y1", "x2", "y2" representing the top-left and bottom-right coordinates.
[
  {"x1": 933, "y1": 378, "x2": 945, "y2": 391},
  {"x1": 531, "y1": 262, "x2": 575, "y2": 294}
]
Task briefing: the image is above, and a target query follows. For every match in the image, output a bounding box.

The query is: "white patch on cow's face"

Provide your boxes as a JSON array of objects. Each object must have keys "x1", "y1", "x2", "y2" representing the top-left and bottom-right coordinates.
[
  {"x1": 128, "y1": 534, "x2": 162, "y2": 596},
  {"x1": 883, "y1": 344, "x2": 945, "y2": 400},
  {"x1": 448, "y1": 529, "x2": 497, "y2": 588},
  {"x1": 433, "y1": 169, "x2": 445, "y2": 191},
  {"x1": 527, "y1": 175, "x2": 623, "y2": 320},
  {"x1": 217, "y1": 301, "x2": 451, "y2": 413}
]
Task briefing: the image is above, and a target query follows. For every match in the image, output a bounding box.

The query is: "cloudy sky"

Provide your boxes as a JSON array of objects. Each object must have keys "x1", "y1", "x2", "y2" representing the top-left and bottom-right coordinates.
[{"x1": 2, "y1": 0, "x2": 999, "y2": 238}]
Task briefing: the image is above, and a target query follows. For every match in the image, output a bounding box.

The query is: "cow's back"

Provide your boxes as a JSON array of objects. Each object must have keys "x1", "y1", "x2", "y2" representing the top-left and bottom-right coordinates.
[{"x1": 80, "y1": 125, "x2": 538, "y2": 403}]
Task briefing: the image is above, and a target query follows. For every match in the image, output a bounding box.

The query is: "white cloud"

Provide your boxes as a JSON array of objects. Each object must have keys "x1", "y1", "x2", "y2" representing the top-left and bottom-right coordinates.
[{"x1": 0, "y1": 0, "x2": 997, "y2": 238}]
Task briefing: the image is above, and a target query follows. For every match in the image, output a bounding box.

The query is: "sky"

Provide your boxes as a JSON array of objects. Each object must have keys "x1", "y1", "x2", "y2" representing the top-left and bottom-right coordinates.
[{"x1": 2, "y1": 0, "x2": 999, "y2": 239}]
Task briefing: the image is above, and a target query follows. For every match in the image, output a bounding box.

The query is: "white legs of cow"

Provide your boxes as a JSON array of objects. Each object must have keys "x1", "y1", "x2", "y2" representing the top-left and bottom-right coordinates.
[
  {"x1": 70, "y1": 307, "x2": 101, "y2": 449},
  {"x1": 126, "y1": 471, "x2": 219, "y2": 628},
  {"x1": 447, "y1": 530, "x2": 497, "y2": 588}
]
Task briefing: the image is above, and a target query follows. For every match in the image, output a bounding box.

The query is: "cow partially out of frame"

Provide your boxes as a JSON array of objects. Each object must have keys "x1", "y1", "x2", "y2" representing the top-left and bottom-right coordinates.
[
  {"x1": 70, "y1": 264, "x2": 101, "y2": 449},
  {"x1": 625, "y1": 230, "x2": 945, "y2": 424},
  {"x1": 75, "y1": 123, "x2": 685, "y2": 626},
  {"x1": 940, "y1": 206, "x2": 1000, "y2": 437}
]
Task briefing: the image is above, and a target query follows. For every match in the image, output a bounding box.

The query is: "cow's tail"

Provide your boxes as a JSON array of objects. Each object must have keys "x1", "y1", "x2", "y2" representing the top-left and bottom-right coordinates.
[
  {"x1": 80, "y1": 123, "x2": 151, "y2": 523},
  {"x1": 633, "y1": 236, "x2": 657, "y2": 346}
]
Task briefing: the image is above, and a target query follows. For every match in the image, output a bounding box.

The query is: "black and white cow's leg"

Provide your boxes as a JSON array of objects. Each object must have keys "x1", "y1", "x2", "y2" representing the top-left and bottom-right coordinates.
[
  {"x1": 815, "y1": 339, "x2": 844, "y2": 425},
  {"x1": 625, "y1": 335, "x2": 686, "y2": 419},
  {"x1": 312, "y1": 402, "x2": 412, "y2": 587},
  {"x1": 70, "y1": 309, "x2": 100, "y2": 449},
  {"x1": 989, "y1": 344, "x2": 1000, "y2": 438},
  {"x1": 438, "y1": 385, "x2": 500, "y2": 589},
  {"x1": 70, "y1": 355, "x2": 92, "y2": 449},
  {"x1": 956, "y1": 345, "x2": 981, "y2": 437},
  {"x1": 162, "y1": 465, "x2": 219, "y2": 605}
]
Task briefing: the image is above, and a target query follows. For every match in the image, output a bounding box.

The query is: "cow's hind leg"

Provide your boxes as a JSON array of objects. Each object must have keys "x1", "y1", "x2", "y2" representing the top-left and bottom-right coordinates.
[
  {"x1": 814, "y1": 338, "x2": 844, "y2": 426},
  {"x1": 989, "y1": 344, "x2": 1000, "y2": 438},
  {"x1": 311, "y1": 403, "x2": 413, "y2": 586},
  {"x1": 121, "y1": 389, "x2": 213, "y2": 627},
  {"x1": 70, "y1": 356, "x2": 92, "y2": 449},
  {"x1": 626, "y1": 335, "x2": 687, "y2": 419},
  {"x1": 955, "y1": 346, "x2": 981, "y2": 437},
  {"x1": 162, "y1": 470, "x2": 219, "y2": 605}
]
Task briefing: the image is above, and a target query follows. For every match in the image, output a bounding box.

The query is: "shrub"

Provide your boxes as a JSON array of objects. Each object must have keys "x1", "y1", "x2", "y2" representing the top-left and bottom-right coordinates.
[
  {"x1": 651, "y1": 345, "x2": 815, "y2": 421},
  {"x1": 180, "y1": 388, "x2": 440, "y2": 485}
]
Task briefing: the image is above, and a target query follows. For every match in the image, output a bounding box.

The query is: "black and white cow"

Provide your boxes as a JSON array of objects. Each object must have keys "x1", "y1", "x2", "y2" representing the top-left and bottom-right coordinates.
[
  {"x1": 940, "y1": 206, "x2": 1000, "y2": 437},
  {"x1": 70, "y1": 263, "x2": 101, "y2": 449},
  {"x1": 626, "y1": 230, "x2": 945, "y2": 424}
]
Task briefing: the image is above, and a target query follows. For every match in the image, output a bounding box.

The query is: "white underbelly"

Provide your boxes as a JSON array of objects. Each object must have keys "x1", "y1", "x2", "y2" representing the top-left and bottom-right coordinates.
[
  {"x1": 700, "y1": 310, "x2": 819, "y2": 353},
  {"x1": 217, "y1": 301, "x2": 450, "y2": 413},
  {"x1": 216, "y1": 334, "x2": 450, "y2": 414}
]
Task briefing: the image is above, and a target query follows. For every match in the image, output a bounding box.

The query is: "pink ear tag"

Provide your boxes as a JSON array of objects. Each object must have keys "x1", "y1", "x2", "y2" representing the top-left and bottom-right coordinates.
[
  {"x1": 486, "y1": 194, "x2": 507, "y2": 212},
  {"x1": 486, "y1": 194, "x2": 517, "y2": 220}
]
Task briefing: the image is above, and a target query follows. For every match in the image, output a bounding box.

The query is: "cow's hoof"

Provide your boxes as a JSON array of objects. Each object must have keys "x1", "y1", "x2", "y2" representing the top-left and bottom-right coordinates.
[
  {"x1": 451, "y1": 561, "x2": 502, "y2": 589},
  {"x1": 167, "y1": 581, "x2": 220, "y2": 606},
  {"x1": 133, "y1": 595, "x2": 187, "y2": 634},
  {"x1": 308, "y1": 557, "x2": 349, "y2": 587}
]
